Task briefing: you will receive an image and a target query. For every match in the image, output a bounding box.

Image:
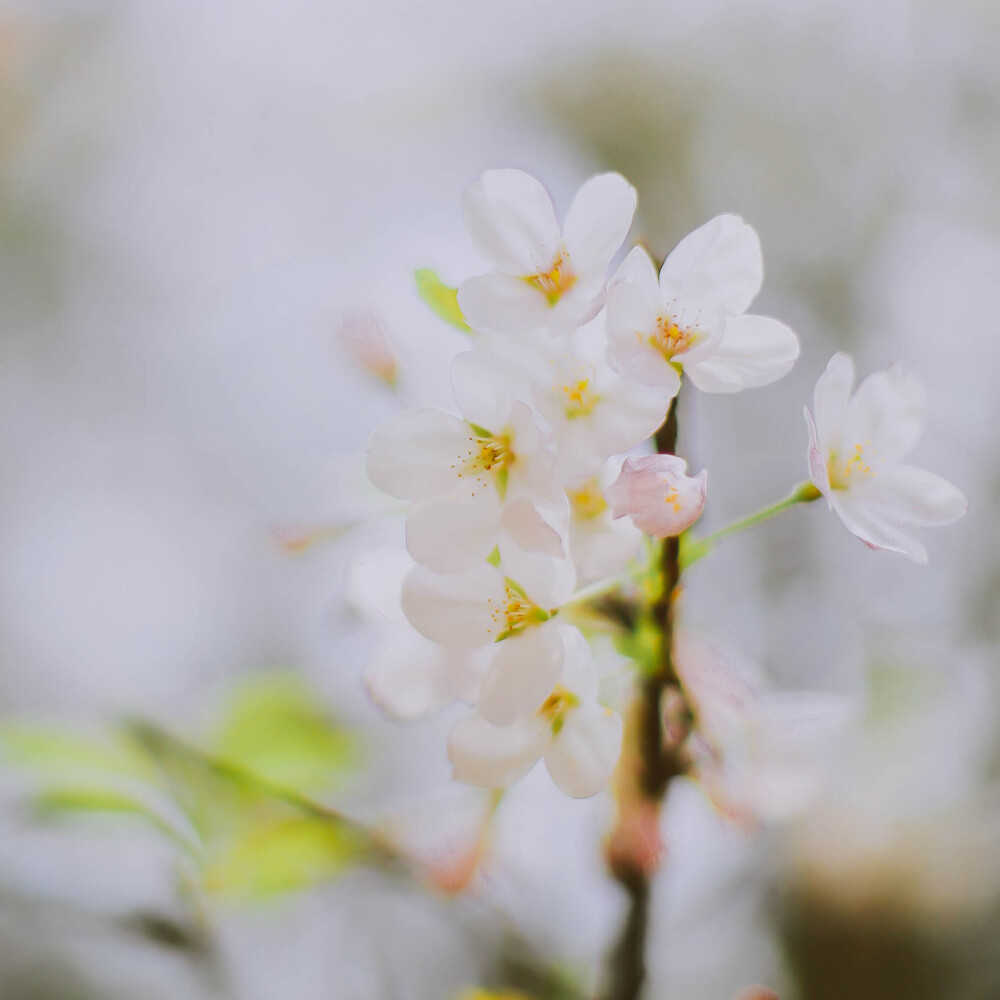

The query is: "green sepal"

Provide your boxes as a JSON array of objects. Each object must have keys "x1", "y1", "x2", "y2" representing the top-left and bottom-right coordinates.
[{"x1": 486, "y1": 546, "x2": 501, "y2": 567}]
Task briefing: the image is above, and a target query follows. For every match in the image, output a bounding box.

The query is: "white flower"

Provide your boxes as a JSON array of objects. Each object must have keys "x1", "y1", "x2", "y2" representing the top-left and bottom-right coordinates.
[
  {"x1": 805, "y1": 352, "x2": 967, "y2": 564},
  {"x1": 457, "y1": 169, "x2": 637, "y2": 337},
  {"x1": 565, "y1": 461, "x2": 643, "y2": 584},
  {"x1": 675, "y1": 634, "x2": 854, "y2": 824},
  {"x1": 366, "y1": 354, "x2": 566, "y2": 574},
  {"x1": 447, "y1": 625, "x2": 623, "y2": 798},
  {"x1": 347, "y1": 547, "x2": 485, "y2": 719},
  {"x1": 606, "y1": 454, "x2": 707, "y2": 538},
  {"x1": 605, "y1": 214, "x2": 800, "y2": 397},
  {"x1": 400, "y1": 530, "x2": 577, "y2": 725}
]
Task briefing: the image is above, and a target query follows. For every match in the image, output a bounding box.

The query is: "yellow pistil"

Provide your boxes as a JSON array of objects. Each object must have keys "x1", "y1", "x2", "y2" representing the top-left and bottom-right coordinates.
[
  {"x1": 647, "y1": 312, "x2": 698, "y2": 361},
  {"x1": 568, "y1": 478, "x2": 609, "y2": 520},
  {"x1": 526, "y1": 252, "x2": 577, "y2": 306},
  {"x1": 827, "y1": 439, "x2": 879, "y2": 490},
  {"x1": 488, "y1": 578, "x2": 551, "y2": 641},
  {"x1": 538, "y1": 685, "x2": 580, "y2": 734}
]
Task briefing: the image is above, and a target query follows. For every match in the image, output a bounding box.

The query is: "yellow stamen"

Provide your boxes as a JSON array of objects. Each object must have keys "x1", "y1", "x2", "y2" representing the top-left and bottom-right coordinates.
[
  {"x1": 560, "y1": 377, "x2": 599, "y2": 418},
  {"x1": 647, "y1": 312, "x2": 699, "y2": 361},
  {"x1": 568, "y1": 478, "x2": 609, "y2": 520},
  {"x1": 487, "y1": 579, "x2": 550, "y2": 640},
  {"x1": 538, "y1": 685, "x2": 580, "y2": 734},
  {"x1": 526, "y1": 252, "x2": 577, "y2": 306},
  {"x1": 827, "y1": 439, "x2": 879, "y2": 490}
]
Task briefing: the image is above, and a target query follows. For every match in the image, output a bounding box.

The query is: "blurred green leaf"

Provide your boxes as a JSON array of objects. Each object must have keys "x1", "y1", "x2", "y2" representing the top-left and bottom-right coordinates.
[
  {"x1": 0, "y1": 724, "x2": 154, "y2": 781},
  {"x1": 415, "y1": 269, "x2": 472, "y2": 333},
  {"x1": 204, "y1": 815, "x2": 364, "y2": 900},
  {"x1": 212, "y1": 673, "x2": 356, "y2": 795}
]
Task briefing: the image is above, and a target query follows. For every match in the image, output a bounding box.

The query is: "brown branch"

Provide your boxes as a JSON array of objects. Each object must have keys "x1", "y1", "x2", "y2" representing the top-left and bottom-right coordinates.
[{"x1": 600, "y1": 393, "x2": 690, "y2": 1000}]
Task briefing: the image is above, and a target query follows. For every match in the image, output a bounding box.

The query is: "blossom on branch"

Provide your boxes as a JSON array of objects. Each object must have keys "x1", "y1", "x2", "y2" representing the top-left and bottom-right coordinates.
[
  {"x1": 458, "y1": 168, "x2": 636, "y2": 337},
  {"x1": 805, "y1": 352, "x2": 967, "y2": 563},
  {"x1": 606, "y1": 454, "x2": 707, "y2": 537},
  {"x1": 605, "y1": 214, "x2": 800, "y2": 397}
]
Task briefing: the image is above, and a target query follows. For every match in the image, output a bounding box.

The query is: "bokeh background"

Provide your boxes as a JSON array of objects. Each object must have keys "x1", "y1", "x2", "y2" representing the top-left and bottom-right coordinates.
[{"x1": 0, "y1": 1, "x2": 997, "y2": 998}]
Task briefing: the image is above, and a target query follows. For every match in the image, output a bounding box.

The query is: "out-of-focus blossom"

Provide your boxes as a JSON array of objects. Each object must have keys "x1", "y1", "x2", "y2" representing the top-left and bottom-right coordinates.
[
  {"x1": 675, "y1": 634, "x2": 854, "y2": 824},
  {"x1": 607, "y1": 454, "x2": 707, "y2": 538},
  {"x1": 805, "y1": 352, "x2": 967, "y2": 563},
  {"x1": 447, "y1": 624, "x2": 622, "y2": 798},
  {"x1": 335, "y1": 307, "x2": 399, "y2": 387},
  {"x1": 366, "y1": 352, "x2": 565, "y2": 574},
  {"x1": 605, "y1": 215, "x2": 799, "y2": 397},
  {"x1": 566, "y1": 462, "x2": 643, "y2": 583},
  {"x1": 458, "y1": 169, "x2": 636, "y2": 337}
]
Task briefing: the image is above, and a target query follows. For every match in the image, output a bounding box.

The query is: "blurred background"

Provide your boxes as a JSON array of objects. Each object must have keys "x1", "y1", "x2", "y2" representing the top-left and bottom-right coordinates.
[{"x1": 0, "y1": 0, "x2": 997, "y2": 997}]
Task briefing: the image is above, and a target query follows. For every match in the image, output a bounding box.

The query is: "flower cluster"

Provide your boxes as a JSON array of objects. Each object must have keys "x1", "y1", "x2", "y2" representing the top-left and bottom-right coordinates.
[{"x1": 360, "y1": 168, "x2": 966, "y2": 801}]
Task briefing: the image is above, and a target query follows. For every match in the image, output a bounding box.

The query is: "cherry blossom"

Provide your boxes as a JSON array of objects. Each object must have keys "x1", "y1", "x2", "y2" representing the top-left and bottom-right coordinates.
[
  {"x1": 606, "y1": 454, "x2": 707, "y2": 537},
  {"x1": 605, "y1": 214, "x2": 799, "y2": 397},
  {"x1": 458, "y1": 169, "x2": 636, "y2": 337},
  {"x1": 805, "y1": 352, "x2": 967, "y2": 563},
  {"x1": 447, "y1": 624, "x2": 623, "y2": 798},
  {"x1": 366, "y1": 355, "x2": 566, "y2": 574}
]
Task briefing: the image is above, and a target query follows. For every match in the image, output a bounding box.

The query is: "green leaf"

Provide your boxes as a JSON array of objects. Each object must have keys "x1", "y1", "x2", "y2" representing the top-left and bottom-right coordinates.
[
  {"x1": 414, "y1": 269, "x2": 471, "y2": 333},
  {"x1": 0, "y1": 724, "x2": 154, "y2": 782},
  {"x1": 212, "y1": 673, "x2": 356, "y2": 796},
  {"x1": 204, "y1": 815, "x2": 363, "y2": 899}
]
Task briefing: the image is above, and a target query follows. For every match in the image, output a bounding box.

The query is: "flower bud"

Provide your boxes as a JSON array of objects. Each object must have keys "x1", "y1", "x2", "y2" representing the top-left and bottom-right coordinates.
[{"x1": 606, "y1": 455, "x2": 707, "y2": 537}]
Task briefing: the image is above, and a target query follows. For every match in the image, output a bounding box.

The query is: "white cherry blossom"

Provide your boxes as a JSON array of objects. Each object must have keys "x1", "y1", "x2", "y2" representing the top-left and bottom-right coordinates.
[
  {"x1": 447, "y1": 625, "x2": 623, "y2": 798},
  {"x1": 607, "y1": 454, "x2": 707, "y2": 538},
  {"x1": 366, "y1": 355, "x2": 566, "y2": 574},
  {"x1": 458, "y1": 169, "x2": 636, "y2": 337},
  {"x1": 805, "y1": 352, "x2": 967, "y2": 564},
  {"x1": 605, "y1": 214, "x2": 799, "y2": 397}
]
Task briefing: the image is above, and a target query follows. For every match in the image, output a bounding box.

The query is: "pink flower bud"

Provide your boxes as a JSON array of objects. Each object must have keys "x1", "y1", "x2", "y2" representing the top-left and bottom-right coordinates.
[
  {"x1": 336, "y1": 307, "x2": 398, "y2": 386},
  {"x1": 606, "y1": 455, "x2": 707, "y2": 537}
]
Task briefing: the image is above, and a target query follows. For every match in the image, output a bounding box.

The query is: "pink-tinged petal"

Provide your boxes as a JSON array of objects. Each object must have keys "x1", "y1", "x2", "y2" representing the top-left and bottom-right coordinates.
[
  {"x1": 843, "y1": 361, "x2": 925, "y2": 463},
  {"x1": 812, "y1": 352, "x2": 855, "y2": 449},
  {"x1": 681, "y1": 314, "x2": 799, "y2": 394},
  {"x1": 366, "y1": 408, "x2": 473, "y2": 500},
  {"x1": 478, "y1": 621, "x2": 566, "y2": 726},
  {"x1": 562, "y1": 172, "x2": 637, "y2": 277},
  {"x1": 335, "y1": 307, "x2": 398, "y2": 386},
  {"x1": 364, "y1": 630, "x2": 456, "y2": 720},
  {"x1": 448, "y1": 710, "x2": 548, "y2": 789},
  {"x1": 450, "y1": 350, "x2": 528, "y2": 433},
  {"x1": 803, "y1": 407, "x2": 831, "y2": 498},
  {"x1": 658, "y1": 214, "x2": 763, "y2": 314},
  {"x1": 457, "y1": 273, "x2": 554, "y2": 336},
  {"x1": 406, "y1": 492, "x2": 502, "y2": 574},
  {"x1": 543, "y1": 703, "x2": 623, "y2": 798},
  {"x1": 605, "y1": 246, "x2": 662, "y2": 345},
  {"x1": 606, "y1": 454, "x2": 707, "y2": 537},
  {"x1": 461, "y1": 169, "x2": 561, "y2": 276},
  {"x1": 401, "y1": 564, "x2": 505, "y2": 649},
  {"x1": 827, "y1": 489, "x2": 928, "y2": 563}
]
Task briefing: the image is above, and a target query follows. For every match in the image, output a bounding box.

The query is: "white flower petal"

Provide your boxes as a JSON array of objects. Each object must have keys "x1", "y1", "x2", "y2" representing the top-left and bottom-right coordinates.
[
  {"x1": 457, "y1": 273, "x2": 554, "y2": 336},
  {"x1": 681, "y1": 314, "x2": 799, "y2": 394},
  {"x1": 589, "y1": 380, "x2": 671, "y2": 461},
  {"x1": 606, "y1": 454, "x2": 707, "y2": 537},
  {"x1": 504, "y1": 400, "x2": 561, "y2": 505},
  {"x1": 803, "y1": 407, "x2": 831, "y2": 497},
  {"x1": 605, "y1": 247, "x2": 663, "y2": 369},
  {"x1": 449, "y1": 350, "x2": 527, "y2": 433},
  {"x1": 497, "y1": 506, "x2": 576, "y2": 610},
  {"x1": 658, "y1": 214, "x2": 763, "y2": 314},
  {"x1": 366, "y1": 408, "x2": 473, "y2": 500},
  {"x1": 853, "y1": 465, "x2": 967, "y2": 527},
  {"x1": 401, "y1": 564, "x2": 505, "y2": 649},
  {"x1": 406, "y1": 492, "x2": 502, "y2": 573},
  {"x1": 478, "y1": 621, "x2": 566, "y2": 726},
  {"x1": 543, "y1": 704, "x2": 622, "y2": 798},
  {"x1": 554, "y1": 622, "x2": 598, "y2": 702},
  {"x1": 448, "y1": 710, "x2": 548, "y2": 789},
  {"x1": 499, "y1": 496, "x2": 567, "y2": 559},
  {"x1": 812, "y1": 352, "x2": 855, "y2": 450},
  {"x1": 843, "y1": 361, "x2": 925, "y2": 463},
  {"x1": 562, "y1": 173, "x2": 637, "y2": 277},
  {"x1": 828, "y1": 489, "x2": 929, "y2": 563},
  {"x1": 364, "y1": 630, "x2": 457, "y2": 719},
  {"x1": 461, "y1": 169, "x2": 561, "y2": 276},
  {"x1": 345, "y1": 546, "x2": 413, "y2": 623},
  {"x1": 607, "y1": 338, "x2": 683, "y2": 395}
]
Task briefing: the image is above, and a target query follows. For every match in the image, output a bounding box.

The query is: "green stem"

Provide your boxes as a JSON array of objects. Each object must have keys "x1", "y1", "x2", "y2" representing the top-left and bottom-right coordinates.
[{"x1": 681, "y1": 481, "x2": 822, "y2": 568}]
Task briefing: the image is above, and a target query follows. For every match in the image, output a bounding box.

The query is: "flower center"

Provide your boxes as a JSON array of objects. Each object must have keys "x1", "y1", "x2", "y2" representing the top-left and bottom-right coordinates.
[
  {"x1": 455, "y1": 430, "x2": 513, "y2": 498},
  {"x1": 488, "y1": 578, "x2": 551, "y2": 641},
  {"x1": 661, "y1": 479, "x2": 683, "y2": 513},
  {"x1": 526, "y1": 251, "x2": 577, "y2": 306},
  {"x1": 647, "y1": 312, "x2": 699, "y2": 361},
  {"x1": 827, "y1": 440, "x2": 879, "y2": 490},
  {"x1": 568, "y1": 478, "x2": 609, "y2": 520},
  {"x1": 560, "y1": 377, "x2": 600, "y2": 419},
  {"x1": 538, "y1": 685, "x2": 580, "y2": 734}
]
